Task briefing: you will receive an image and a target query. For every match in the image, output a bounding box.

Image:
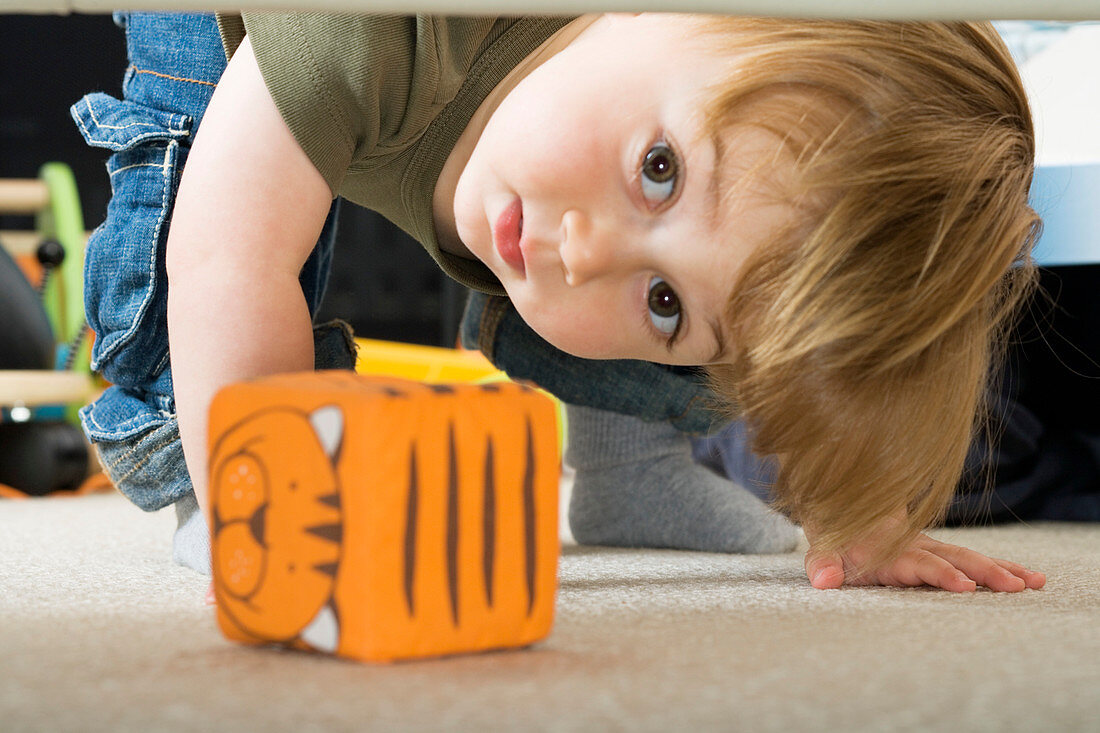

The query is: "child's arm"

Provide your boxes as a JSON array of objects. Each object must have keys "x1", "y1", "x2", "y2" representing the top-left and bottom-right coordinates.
[
  {"x1": 802, "y1": 513, "x2": 1047, "y2": 592},
  {"x1": 166, "y1": 35, "x2": 333, "y2": 511}
]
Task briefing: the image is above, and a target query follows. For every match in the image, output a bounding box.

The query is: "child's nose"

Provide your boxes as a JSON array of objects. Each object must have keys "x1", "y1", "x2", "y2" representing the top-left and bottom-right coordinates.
[{"x1": 559, "y1": 209, "x2": 623, "y2": 286}]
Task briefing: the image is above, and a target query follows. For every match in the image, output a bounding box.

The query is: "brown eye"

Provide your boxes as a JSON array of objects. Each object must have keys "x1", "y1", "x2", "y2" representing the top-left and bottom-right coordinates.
[
  {"x1": 641, "y1": 144, "x2": 679, "y2": 204},
  {"x1": 647, "y1": 276, "x2": 680, "y2": 334}
]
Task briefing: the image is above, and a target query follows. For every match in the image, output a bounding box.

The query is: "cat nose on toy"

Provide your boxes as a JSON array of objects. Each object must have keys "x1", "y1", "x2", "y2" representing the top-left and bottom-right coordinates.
[{"x1": 249, "y1": 504, "x2": 267, "y2": 546}]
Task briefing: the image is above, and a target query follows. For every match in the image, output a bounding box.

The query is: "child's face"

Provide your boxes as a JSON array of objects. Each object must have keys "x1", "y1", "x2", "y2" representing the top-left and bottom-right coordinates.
[{"x1": 450, "y1": 14, "x2": 794, "y2": 366}]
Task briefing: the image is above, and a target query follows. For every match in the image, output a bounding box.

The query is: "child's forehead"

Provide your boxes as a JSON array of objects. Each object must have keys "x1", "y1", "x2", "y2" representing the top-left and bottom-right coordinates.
[
  {"x1": 697, "y1": 80, "x2": 857, "y2": 201},
  {"x1": 705, "y1": 121, "x2": 803, "y2": 209},
  {"x1": 699, "y1": 123, "x2": 819, "y2": 293}
]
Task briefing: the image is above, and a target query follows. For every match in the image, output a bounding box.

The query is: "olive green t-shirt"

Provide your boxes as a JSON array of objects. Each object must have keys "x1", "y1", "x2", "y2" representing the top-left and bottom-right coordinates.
[{"x1": 217, "y1": 13, "x2": 572, "y2": 296}]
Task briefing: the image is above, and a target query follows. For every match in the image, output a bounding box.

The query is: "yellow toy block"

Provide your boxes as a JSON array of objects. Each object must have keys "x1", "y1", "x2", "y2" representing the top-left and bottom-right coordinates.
[
  {"x1": 354, "y1": 339, "x2": 568, "y2": 449},
  {"x1": 207, "y1": 371, "x2": 561, "y2": 663},
  {"x1": 354, "y1": 338, "x2": 502, "y2": 384}
]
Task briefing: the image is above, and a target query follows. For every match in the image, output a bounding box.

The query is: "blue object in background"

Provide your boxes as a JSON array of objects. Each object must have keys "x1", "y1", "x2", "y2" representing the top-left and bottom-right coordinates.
[{"x1": 1031, "y1": 164, "x2": 1100, "y2": 266}]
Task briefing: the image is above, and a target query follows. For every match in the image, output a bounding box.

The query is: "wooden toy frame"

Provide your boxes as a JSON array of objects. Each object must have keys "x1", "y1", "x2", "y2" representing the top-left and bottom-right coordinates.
[{"x1": 0, "y1": 164, "x2": 93, "y2": 412}]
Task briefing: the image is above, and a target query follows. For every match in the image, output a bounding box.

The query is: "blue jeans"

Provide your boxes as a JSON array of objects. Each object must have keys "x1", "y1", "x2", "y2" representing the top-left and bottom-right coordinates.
[
  {"x1": 460, "y1": 292, "x2": 720, "y2": 434},
  {"x1": 74, "y1": 12, "x2": 725, "y2": 514}
]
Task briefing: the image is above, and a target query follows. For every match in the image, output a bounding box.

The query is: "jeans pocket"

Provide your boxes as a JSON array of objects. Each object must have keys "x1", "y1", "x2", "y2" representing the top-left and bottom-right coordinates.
[
  {"x1": 72, "y1": 93, "x2": 193, "y2": 387},
  {"x1": 72, "y1": 92, "x2": 192, "y2": 151}
]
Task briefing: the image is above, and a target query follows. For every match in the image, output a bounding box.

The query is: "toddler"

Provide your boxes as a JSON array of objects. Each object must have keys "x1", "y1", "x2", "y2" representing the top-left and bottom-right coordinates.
[
  {"x1": 76, "y1": 12, "x2": 799, "y2": 582},
  {"x1": 79, "y1": 11, "x2": 1046, "y2": 593}
]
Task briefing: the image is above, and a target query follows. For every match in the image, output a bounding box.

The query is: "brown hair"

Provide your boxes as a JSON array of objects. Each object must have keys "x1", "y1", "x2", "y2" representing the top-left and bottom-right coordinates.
[{"x1": 694, "y1": 18, "x2": 1041, "y2": 569}]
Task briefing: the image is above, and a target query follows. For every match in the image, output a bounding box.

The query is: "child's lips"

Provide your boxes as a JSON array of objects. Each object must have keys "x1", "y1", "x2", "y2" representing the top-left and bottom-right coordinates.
[{"x1": 493, "y1": 199, "x2": 525, "y2": 275}]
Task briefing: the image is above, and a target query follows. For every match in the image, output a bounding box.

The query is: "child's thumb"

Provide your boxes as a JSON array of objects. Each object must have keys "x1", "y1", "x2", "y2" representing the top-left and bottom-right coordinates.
[{"x1": 804, "y1": 550, "x2": 846, "y2": 589}]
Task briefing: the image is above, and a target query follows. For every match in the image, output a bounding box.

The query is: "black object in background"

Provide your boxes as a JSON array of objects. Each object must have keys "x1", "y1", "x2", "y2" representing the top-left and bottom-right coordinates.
[
  {"x1": 0, "y1": 243, "x2": 54, "y2": 369},
  {"x1": 1013, "y1": 265, "x2": 1100, "y2": 431},
  {"x1": 311, "y1": 204, "x2": 470, "y2": 348},
  {"x1": 0, "y1": 421, "x2": 89, "y2": 494},
  {"x1": 1, "y1": 14, "x2": 463, "y2": 348},
  {"x1": 1, "y1": 15, "x2": 125, "y2": 228},
  {"x1": 949, "y1": 264, "x2": 1100, "y2": 523}
]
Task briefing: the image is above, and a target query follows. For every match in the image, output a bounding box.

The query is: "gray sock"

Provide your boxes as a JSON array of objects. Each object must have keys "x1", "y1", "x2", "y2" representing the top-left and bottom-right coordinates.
[
  {"x1": 565, "y1": 405, "x2": 800, "y2": 554},
  {"x1": 172, "y1": 492, "x2": 211, "y2": 576}
]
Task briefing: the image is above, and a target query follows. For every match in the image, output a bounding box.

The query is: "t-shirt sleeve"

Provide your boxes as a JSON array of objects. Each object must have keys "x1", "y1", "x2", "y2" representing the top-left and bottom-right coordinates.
[{"x1": 220, "y1": 13, "x2": 415, "y2": 195}]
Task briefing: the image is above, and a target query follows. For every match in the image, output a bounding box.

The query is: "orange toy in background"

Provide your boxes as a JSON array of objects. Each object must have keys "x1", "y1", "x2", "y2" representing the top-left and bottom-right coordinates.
[{"x1": 207, "y1": 371, "x2": 561, "y2": 663}]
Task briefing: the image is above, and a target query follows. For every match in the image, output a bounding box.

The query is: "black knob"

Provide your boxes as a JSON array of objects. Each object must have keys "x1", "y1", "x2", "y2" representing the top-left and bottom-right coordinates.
[{"x1": 35, "y1": 238, "x2": 66, "y2": 268}]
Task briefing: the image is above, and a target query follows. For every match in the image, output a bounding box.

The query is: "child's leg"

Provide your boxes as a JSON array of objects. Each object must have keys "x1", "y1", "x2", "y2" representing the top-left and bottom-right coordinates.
[
  {"x1": 462, "y1": 292, "x2": 798, "y2": 553},
  {"x1": 691, "y1": 418, "x2": 778, "y2": 503},
  {"x1": 75, "y1": 13, "x2": 354, "y2": 575},
  {"x1": 461, "y1": 293, "x2": 722, "y2": 432},
  {"x1": 74, "y1": 11, "x2": 228, "y2": 523},
  {"x1": 565, "y1": 405, "x2": 798, "y2": 553}
]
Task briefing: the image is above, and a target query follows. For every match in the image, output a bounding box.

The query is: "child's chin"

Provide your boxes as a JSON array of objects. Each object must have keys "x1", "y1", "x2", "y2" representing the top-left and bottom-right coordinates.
[
  {"x1": 530, "y1": 326, "x2": 590, "y2": 358},
  {"x1": 547, "y1": 336, "x2": 620, "y2": 361}
]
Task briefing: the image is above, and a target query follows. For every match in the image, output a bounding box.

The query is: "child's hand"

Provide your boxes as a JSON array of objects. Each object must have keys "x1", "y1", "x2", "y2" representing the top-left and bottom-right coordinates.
[{"x1": 804, "y1": 519, "x2": 1046, "y2": 592}]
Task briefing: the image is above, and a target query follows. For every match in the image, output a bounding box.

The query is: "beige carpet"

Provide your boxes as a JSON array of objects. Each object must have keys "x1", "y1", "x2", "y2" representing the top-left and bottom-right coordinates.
[{"x1": 1, "y1": 491, "x2": 1097, "y2": 732}]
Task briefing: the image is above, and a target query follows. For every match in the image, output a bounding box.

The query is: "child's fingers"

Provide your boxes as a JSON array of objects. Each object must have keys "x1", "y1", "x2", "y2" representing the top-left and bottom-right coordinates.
[
  {"x1": 959, "y1": 562, "x2": 1024, "y2": 592},
  {"x1": 929, "y1": 543, "x2": 1029, "y2": 592},
  {"x1": 804, "y1": 551, "x2": 846, "y2": 589},
  {"x1": 897, "y1": 550, "x2": 977, "y2": 592},
  {"x1": 994, "y1": 560, "x2": 1046, "y2": 590},
  {"x1": 803, "y1": 535, "x2": 1046, "y2": 593}
]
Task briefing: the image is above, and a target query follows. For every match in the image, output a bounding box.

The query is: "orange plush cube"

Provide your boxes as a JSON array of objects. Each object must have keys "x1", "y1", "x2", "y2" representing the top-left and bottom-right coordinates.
[{"x1": 207, "y1": 371, "x2": 561, "y2": 663}]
